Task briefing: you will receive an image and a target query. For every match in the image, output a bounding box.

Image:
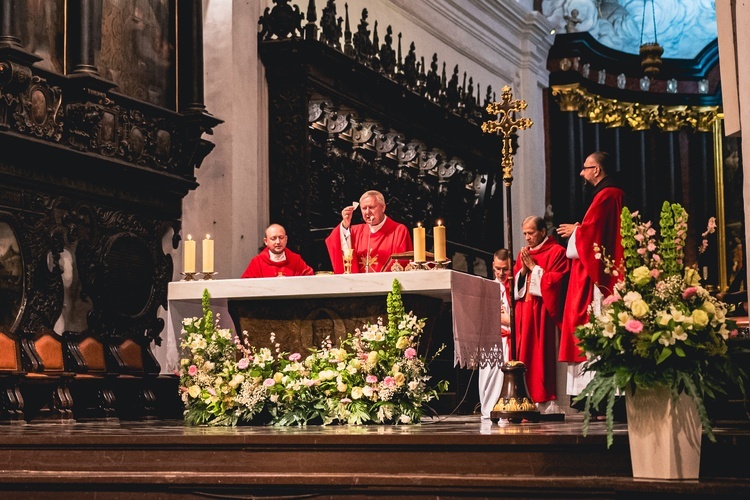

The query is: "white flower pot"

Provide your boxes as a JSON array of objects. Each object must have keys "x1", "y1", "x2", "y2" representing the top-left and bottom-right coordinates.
[{"x1": 625, "y1": 385, "x2": 702, "y2": 480}]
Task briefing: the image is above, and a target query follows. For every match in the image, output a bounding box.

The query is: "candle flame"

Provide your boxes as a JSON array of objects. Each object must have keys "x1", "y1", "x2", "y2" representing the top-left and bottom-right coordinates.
[
  {"x1": 417, "y1": 222, "x2": 422, "y2": 228},
  {"x1": 437, "y1": 220, "x2": 443, "y2": 226},
  {"x1": 187, "y1": 234, "x2": 193, "y2": 241},
  {"x1": 206, "y1": 234, "x2": 211, "y2": 240}
]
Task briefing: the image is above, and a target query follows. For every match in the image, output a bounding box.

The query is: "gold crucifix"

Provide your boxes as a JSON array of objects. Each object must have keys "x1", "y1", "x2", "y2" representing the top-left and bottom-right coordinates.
[
  {"x1": 481, "y1": 85, "x2": 533, "y2": 186},
  {"x1": 480, "y1": 85, "x2": 533, "y2": 373}
]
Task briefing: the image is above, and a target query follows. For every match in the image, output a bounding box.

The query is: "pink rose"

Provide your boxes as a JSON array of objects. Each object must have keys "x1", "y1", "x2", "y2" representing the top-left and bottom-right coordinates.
[
  {"x1": 634, "y1": 233, "x2": 644, "y2": 242},
  {"x1": 652, "y1": 254, "x2": 661, "y2": 262},
  {"x1": 188, "y1": 364, "x2": 198, "y2": 376},
  {"x1": 289, "y1": 353, "x2": 301, "y2": 361},
  {"x1": 682, "y1": 287, "x2": 697, "y2": 299},
  {"x1": 625, "y1": 319, "x2": 644, "y2": 333},
  {"x1": 602, "y1": 295, "x2": 619, "y2": 306},
  {"x1": 730, "y1": 329, "x2": 739, "y2": 338},
  {"x1": 637, "y1": 248, "x2": 646, "y2": 255},
  {"x1": 263, "y1": 378, "x2": 275, "y2": 387},
  {"x1": 404, "y1": 348, "x2": 417, "y2": 359},
  {"x1": 650, "y1": 268, "x2": 660, "y2": 278},
  {"x1": 384, "y1": 376, "x2": 396, "y2": 387},
  {"x1": 366, "y1": 375, "x2": 378, "y2": 384},
  {"x1": 237, "y1": 358, "x2": 249, "y2": 370}
]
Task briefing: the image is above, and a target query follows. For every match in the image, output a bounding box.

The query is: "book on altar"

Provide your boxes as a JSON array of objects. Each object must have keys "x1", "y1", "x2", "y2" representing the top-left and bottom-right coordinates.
[{"x1": 383, "y1": 251, "x2": 434, "y2": 272}]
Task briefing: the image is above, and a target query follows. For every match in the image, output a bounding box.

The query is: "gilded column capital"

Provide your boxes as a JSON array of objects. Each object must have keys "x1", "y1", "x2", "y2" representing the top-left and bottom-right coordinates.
[
  {"x1": 550, "y1": 83, "x2": 583, "y2": 112},
  {"x1": 654, "y1": 105, "x2": 688, "y2": 132},
  {"x1": 604, "y1": 100, "x2": 629, "y2": 128},
  {"x1": 687, "y1": 106, "x2": 719, "y2": 133},
  {"x1": 626, "y1": 104, "x2": 659, "y2": 131}
]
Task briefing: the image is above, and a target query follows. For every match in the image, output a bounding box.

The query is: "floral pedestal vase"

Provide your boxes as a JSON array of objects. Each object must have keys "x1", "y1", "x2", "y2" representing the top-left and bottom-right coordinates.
[{"x1": 625, "y1": 386, "x2": 702, "y2": 480}]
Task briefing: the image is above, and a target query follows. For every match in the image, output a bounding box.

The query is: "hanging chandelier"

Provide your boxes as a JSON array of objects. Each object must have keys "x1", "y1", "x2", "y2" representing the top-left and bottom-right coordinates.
[{"x1": 639, "y1": 0, "x2": 663, "y2": 76}]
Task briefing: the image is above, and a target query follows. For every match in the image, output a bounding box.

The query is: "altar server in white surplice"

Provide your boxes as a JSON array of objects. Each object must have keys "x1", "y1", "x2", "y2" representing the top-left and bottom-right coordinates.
[{"x1": 478, "y1": 249, "x2": 512, "y2": 420}]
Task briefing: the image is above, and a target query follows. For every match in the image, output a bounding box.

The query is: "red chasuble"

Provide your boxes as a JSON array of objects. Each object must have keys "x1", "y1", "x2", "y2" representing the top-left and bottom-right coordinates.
[
  {"x1": 325, "y1": 217, "x2": 413, "y2": 273},
  {"x1": 240, "y1": 249, "x2": 314, "y2": 278},
  {"x1": 559, "y1": 184, "x2": 624, "y2": 363},
  {"x1": 513, "y1": 237, "x2": 569, "y2": 403}
]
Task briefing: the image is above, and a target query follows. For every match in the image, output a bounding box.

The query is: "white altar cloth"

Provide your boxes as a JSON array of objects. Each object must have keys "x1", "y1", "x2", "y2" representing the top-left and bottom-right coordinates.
[{"x1": 165, "y1": 270, "x2": 501, "y2": 372}]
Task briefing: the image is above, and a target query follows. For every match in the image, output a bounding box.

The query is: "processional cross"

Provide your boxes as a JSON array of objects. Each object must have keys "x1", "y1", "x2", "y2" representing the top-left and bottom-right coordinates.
[{"x1": 481, "y1": 86, "x2": 533, "y2": 415}]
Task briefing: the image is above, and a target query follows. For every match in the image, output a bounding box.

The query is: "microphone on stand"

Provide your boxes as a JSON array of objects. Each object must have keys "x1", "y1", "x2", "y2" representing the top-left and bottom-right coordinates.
[{"x1": 366, "y1": 215, "x2": 374, "y2": 273}]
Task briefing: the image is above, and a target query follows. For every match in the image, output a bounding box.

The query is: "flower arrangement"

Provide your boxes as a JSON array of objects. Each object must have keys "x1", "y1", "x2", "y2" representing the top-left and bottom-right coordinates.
[
  {"x1": 179, "y1": 291, "x2": 275, "y2": 425},
  {"x1": 179, "y1": 279, "x2": 448, "y2": 426},
  {"x1": 574, "y1": 201, "x2": 747, "y2": 447}
]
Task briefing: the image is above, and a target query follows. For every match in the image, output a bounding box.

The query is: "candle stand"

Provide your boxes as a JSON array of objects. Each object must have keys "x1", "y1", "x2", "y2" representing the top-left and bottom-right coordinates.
[
  {"x1": 201, "y1": 272, "x2": 217, "y2": 280},
  {"x1": 180, "y1": 272, "x2": 197, "y2": 281},
  {"x1": 432, "y1": 259, "x2": 451, "y2": 270}
]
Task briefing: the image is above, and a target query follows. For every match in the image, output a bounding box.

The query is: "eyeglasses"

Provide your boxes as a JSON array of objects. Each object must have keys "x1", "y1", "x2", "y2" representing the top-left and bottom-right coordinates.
[{"x1": 581, "y1": 166, "x2": 597, "y2": 170}]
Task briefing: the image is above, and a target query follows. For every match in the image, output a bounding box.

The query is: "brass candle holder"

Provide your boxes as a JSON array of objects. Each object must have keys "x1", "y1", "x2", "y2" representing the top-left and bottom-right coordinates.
[
  {"x1": 180, "y1": 272, "x2": 197, "y2": 281},
  {"x1": 432, "y1": 259, "x2": 451, "y2": 270},
  {"x1": 201, "y1": 272, "x2": 217, "y2": 280}
]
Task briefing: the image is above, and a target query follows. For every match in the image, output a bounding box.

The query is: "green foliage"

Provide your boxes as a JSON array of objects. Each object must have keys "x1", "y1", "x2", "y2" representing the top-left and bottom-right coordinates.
[{"x1": 179, "y1": 280, "x2": 449, "y2": 426}]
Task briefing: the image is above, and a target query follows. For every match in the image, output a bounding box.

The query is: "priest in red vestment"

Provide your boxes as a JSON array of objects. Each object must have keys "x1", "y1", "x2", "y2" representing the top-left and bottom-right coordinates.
[
  {"x1": 556, "y1": 151, "x2": 624, "y2": 396},
  {"x1": 241, "y1": 224, "x2": 314, "y2": 278},
  {"x1": 513, "y1": 216, "x2": 569, "y2": 411},
  {"x1": 325, "y1": 190, "x2": 413, "y2": 273}
]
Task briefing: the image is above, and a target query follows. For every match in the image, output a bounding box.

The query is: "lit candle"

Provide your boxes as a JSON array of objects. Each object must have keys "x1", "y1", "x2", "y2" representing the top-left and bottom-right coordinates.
[
  {"x1": 202, "y1": 234, "x2": 214, "y2": 274},
  {"x1": 413, "y1": 223, "x2": 426, "y2": 262},
  {"x1": 434, "y1": 220, "x2": 446, "y2": 262},
  {"x1": 183, "y1": 234, "x2": 196, "y2": 274}
]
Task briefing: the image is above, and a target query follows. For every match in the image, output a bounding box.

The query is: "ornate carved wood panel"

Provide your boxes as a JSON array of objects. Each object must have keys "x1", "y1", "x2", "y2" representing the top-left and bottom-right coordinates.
[{"x1": 259, "y1": 0, "x2": 506, "y2": 275}]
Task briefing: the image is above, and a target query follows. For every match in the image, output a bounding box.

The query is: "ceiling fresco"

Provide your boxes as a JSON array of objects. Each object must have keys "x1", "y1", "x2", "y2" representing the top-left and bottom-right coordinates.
[{"x1": 541, "y1": 0, "x2": 717, "y2": 60}]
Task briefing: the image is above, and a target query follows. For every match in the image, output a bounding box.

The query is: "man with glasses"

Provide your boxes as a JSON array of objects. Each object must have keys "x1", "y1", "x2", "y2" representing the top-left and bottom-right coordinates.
[
  {"x1": 241, "y1": 223, "x2": 314, "y2": 278},
  {"x1": 556, "y1": 151, "x2": 624, "y2": 401}
]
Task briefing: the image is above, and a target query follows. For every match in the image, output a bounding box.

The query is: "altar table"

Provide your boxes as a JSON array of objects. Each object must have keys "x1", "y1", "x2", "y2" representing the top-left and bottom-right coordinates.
[{"x1": 165, "y1": 270, "x2": 502, "y2": 371}]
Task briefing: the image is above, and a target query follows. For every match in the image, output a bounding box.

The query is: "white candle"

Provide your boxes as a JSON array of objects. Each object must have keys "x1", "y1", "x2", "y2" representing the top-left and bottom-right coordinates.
[
  {"x1": 202, "y1": 234, "x2": 214, "y2": 273},
  {"x1": 434, "y1": 221, "x2": 446, "y2": 262},
  {"x1": 183, "y1": 234, "x2": 196, "y2": 274},
  {"x1": 413, "y1": 223, "x2": 426, "y2": 262}
]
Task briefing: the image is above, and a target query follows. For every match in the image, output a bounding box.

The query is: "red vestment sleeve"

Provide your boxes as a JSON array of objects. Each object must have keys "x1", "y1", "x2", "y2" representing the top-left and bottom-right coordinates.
[
  {"x1": 240, "y1": 254, "x2": 264, "y2": 278},
  {"x1": 538, "y1": 247, "x2": 570, "y2": 329}
]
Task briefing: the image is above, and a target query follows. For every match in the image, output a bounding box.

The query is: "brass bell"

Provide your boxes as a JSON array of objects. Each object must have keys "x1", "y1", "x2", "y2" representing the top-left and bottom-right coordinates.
[{"x1": 491, "y1": 360, "x2": 540, "y2": 423}]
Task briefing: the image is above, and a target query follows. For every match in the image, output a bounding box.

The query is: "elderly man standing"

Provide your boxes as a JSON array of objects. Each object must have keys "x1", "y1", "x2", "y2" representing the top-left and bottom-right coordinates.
[
  {"x1": 325, "y1": 190, "x2": 413, "y2": 273},
  {"x1": 241, "y1": 224, "x2": 314, "y2": 278},
  {"x1": 513, "y1": 216, "x2": 569, "y2": 413}
]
